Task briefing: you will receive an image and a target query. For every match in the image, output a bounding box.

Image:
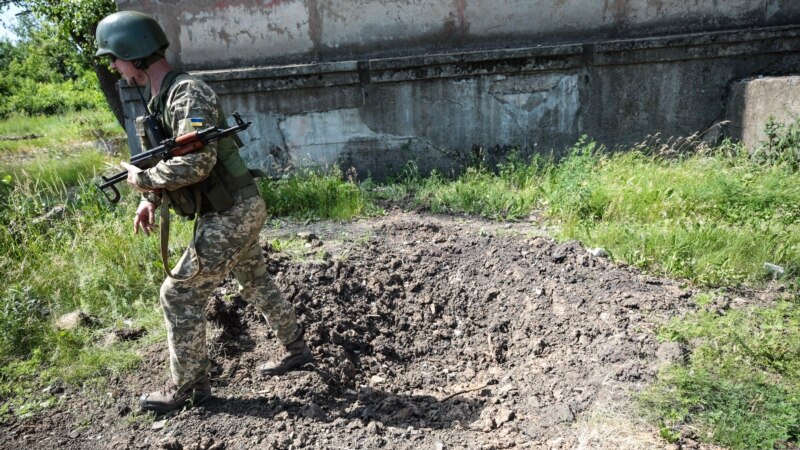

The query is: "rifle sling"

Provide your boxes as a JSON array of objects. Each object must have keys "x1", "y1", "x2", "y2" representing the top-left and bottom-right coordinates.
[{"x1": 160, "y1": 188, "x2": 202, "y2": 281}]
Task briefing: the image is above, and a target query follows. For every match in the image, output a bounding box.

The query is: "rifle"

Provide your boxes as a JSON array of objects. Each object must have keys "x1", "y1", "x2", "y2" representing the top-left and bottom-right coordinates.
[{"x1": 97, "y1": 112, "x2": 252, "y2": 203}]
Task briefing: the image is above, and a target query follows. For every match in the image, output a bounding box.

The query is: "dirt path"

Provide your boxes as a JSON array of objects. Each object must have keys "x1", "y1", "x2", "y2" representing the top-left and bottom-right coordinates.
[{"x1": 3, "y1": 210, "x2": 718, "y2": 449}]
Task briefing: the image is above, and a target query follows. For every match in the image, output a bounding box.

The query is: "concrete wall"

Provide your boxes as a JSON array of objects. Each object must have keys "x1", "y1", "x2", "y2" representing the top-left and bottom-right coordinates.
[
  {"x1": 117, "y1": 0, "x2": 800, "y2": 69},
  {"x1": 727, "y1": 76, "x2": 800, "y2": 150},
  {"x1": 115, "y1": 1, "x2": 800, "y2": 179}
]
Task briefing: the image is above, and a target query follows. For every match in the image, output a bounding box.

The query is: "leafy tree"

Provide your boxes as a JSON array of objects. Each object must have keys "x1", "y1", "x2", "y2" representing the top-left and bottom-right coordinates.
[
  {"x1": 0, "y1": 40, "x2": 20, "y2": 97},
  {"x1": 8, "y1": 14, "x2": 84, "y2": 81},
  {"x1": 0, "y1": 13, "x2": 105, "y2": 118},
  {"x1": 1, "y1": 0, "x2": 123, "y2": 126},
  {"x1": 0, "y1": 39, "x2": 20, "y2": 71}
]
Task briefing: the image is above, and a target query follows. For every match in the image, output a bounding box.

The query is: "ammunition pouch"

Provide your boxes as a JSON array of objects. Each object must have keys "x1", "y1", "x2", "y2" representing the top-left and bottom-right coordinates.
[{"x1": 166, "y1": 165, "x2": 258, "y2": 218}]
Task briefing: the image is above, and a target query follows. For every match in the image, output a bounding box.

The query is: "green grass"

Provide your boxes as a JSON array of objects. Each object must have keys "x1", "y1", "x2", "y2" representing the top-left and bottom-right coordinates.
[
  {"x1": 416, "y1": 167, "x2": 542, "y2": 220},
  {"x1": 2, "y1": 149, "x2": 110, "y2": 186},
  {"x1": 379, "y1": 156, "x2": 545, "y2": 219},
  {"x1": 0, "y1": 109, "x2": 120, "y2": 155},
  {"x1": 641, "y1": 299, "x2": 800, "y2": 449},
  {"x1": 0, "y1": 110, "x2": 188, "y2": 420},
  {"x1": 260, "y1": 166, "x2": 380, "y2": 220},
  {"x1": 0, "y1": 176, "x2": 191, "y2": 417},
  {"x1": 550, "y1": 148, "x2": 800, "y2": 285},
  {"x1": 387, "y1": 139, "x2": 800, "y2": 285},
  {"x1": 0, "y1": 109, "x2": 123, "y2": 188}
]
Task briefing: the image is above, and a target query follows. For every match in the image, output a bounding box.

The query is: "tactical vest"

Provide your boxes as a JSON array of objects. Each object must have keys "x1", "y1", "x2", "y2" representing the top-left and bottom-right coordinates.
[{"x1": 141, "y1": 71, "x2": 256, "y2": 218}]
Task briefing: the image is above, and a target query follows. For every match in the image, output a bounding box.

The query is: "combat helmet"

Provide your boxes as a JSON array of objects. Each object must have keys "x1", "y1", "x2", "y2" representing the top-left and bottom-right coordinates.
[{"x1": 95, "y1": 11, "x2": 168, "y2": 61}]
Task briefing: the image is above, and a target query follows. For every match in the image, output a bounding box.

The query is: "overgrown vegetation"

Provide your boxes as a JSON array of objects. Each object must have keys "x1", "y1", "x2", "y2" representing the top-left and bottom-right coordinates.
[
  {"x1": 0, "y1": 109, "x2": 171, "y2": 418},
  {"x1": 1, "y1": 0, "x2": 121, "y2": 121},
  {"x1": 390, "y1": 136, "x2": 800, "y2": 286},
  {"x1": 0, "y1": 5, "x2": 109, "y2": 118},
  {"x1": 0, "y1": 109, "x2": 118, "y2": 152},
  {"x1": 642, "y1": 297, "x2": 800, "y2": 449},
  {"x1": 260, "y1": 167, "x2": 377, "y2": 220}
]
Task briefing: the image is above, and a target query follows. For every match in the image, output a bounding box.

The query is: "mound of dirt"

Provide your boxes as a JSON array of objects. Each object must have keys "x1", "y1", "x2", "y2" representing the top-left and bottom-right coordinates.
[{"x1": 1, "y1": 211, "x2": 700, "y2": 450}]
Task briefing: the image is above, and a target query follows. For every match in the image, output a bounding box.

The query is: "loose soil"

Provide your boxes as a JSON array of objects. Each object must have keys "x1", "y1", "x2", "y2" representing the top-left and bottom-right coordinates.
[{"x1": 3, "y1": 210, "x2": 752, "y2": 450}]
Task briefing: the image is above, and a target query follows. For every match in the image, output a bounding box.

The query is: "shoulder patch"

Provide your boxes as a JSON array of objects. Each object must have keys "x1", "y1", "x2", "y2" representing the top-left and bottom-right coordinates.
[{"x1": 190, "y1": 118, "x2": 204, "y2": 127}]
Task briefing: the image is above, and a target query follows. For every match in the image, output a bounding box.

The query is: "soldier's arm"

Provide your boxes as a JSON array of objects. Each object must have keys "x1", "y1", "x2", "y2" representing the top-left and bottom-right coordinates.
[{"x1": 134, "y1": 79, "x2": 220, "y2": 191}]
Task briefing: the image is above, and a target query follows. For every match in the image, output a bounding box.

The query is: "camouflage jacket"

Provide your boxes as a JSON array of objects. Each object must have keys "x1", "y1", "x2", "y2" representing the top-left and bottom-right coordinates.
[{"x1": 135, "y1": 73, "x2": 222, "y2": 206}]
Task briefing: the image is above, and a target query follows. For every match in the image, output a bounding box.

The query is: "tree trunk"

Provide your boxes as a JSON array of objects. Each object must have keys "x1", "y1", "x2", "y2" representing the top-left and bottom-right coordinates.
[{"x1": 94, "y1": 62, "x2": 125, "y2": 129}]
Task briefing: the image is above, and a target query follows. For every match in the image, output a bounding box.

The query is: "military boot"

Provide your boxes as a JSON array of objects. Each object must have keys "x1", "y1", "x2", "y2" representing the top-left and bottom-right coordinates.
[
  {"x1": 259, "y1": 336, "x2": 313, "y2": 377},
  {"x1": 139, "y1": 376, "x2": 211, "y2": 413}
]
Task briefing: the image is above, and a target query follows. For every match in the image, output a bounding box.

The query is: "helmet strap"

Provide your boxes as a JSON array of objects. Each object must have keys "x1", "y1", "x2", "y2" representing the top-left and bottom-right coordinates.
[
  {"x1": 133, "y1": 48, "x2": 167, "y2": 70},
  {"x1": 131, "y1": 77, "x2": 153, "y2": 115}
]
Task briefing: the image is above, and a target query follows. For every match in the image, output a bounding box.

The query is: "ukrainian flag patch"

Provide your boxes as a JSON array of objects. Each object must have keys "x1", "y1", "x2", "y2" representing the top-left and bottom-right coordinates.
[{"x1": 190, "y1": 118, "x2": 204, "y2": 127}]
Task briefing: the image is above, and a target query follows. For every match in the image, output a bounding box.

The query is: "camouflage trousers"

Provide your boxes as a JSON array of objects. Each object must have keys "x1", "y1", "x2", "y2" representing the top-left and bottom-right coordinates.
[{"x1": 159, "y1": 195, "x2": 301, "y2": 389}]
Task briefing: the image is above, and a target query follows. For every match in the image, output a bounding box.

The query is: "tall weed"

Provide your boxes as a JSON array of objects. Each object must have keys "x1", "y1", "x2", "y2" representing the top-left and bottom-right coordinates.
[
  {"x1": 260, "y1": 166, "x2": 375, "y2": 220},
  {"x1": 753, "y1": 116, "x2": 800, "y2": 171},
  {"x1": 412, "y1": 150, "x2": 549, "y2": 220}
]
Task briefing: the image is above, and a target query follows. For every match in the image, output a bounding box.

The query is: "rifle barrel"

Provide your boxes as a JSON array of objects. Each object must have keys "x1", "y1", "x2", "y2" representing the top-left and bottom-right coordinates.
[{"x1": 99, "y1": 171, "x2": 127, "y2": 189}]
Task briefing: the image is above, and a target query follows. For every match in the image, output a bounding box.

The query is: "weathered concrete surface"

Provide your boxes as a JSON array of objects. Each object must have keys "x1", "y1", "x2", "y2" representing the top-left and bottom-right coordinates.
[
  {"x1": 114, "y1": 1, "x2": 800, "y2": 178},
  {"x1": 584, "y1": 27, "x2": 800, "y2": 147},
  {"x1": 176, "y1": 1, "x2": 313, "y2": 67},
  {"x1": 116, "y1": 0, "x2": 800, "y2": 70},
  {"x1": 119, "y1": 25, "x2": 800, "y2": 179},
  {"x1": 727, "y1": 76, "x2": 800, "y2": 150}
]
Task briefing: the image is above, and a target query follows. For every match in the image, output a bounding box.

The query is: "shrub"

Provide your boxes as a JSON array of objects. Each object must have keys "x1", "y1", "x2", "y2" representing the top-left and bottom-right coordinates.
[{"x1": 753, "y1": 116, "x2": 800, "y2": 171}]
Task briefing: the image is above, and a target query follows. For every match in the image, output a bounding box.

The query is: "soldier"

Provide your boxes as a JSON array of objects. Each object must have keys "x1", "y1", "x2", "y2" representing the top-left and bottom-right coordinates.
[{"x1": 95, "y1": 11, "x2": 313, "y2": 412}]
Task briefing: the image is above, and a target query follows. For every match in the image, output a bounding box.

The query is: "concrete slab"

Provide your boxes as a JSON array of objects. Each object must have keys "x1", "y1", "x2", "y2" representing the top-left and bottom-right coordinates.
[{"x1": 727, "y1": 76, "x2": 800, "y2": 150}]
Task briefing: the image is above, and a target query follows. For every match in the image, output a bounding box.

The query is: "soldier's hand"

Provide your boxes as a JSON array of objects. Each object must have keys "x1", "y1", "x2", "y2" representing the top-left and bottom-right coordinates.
[
  {"x1": 134, "y1": 200, "x2": 157, "y2": 236},
  {"x1": 120, "y1": 161, "x2": 151, "y2": 193}
]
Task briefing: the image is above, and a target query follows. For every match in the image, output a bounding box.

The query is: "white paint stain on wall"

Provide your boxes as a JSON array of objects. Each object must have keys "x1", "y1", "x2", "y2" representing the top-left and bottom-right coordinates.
[
  {"x1": 279, "y1": 108, "x2": 420, "y2": 167},
  {"x1": 489, "y1": 74, "x2": 579, "y2": 139},
  {"x1": 276, "y1": 73, "x2": 579, "y2": 169}
]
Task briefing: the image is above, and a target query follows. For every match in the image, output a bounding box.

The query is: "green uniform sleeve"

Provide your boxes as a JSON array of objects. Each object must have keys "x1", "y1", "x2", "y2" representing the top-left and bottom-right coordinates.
[
  {"x1": 141, "y1": 190, "x2": 162, "y2": 207},
  {"x1": 136, "y1": 78, "x2": 220, "y2": 191}
]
